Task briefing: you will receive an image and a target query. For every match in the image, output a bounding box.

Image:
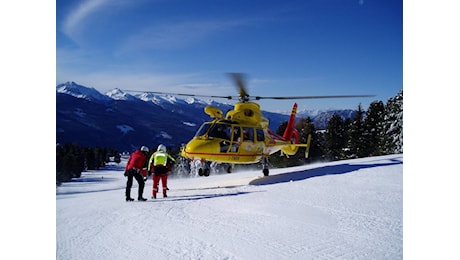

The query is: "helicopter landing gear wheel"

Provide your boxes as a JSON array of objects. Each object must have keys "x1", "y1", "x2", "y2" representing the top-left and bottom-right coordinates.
[
  {"x1": 263, "y1": 168, "x2": 269, "y2": 176},
  {"x1": 226, "y1": 164, "x2": 234, "y2": 173},
  {"x1": 262, "y1": 157, "x2": 269, "y2": 176},
  {"x1": 197, "y1": 161, "x2": 211, "y2": 177}
]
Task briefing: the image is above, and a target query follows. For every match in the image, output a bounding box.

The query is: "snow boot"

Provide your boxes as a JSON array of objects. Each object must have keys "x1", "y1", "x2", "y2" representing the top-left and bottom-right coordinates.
[
  {"x1": 126, "y1": 197, "x2": 134, "y2": 202},
  {"x1": 163, "y1": 192, "x2": 167, "y2": 198},
  {"x1": 138, "y1": 197, "x2": 147, "y2": 201}
]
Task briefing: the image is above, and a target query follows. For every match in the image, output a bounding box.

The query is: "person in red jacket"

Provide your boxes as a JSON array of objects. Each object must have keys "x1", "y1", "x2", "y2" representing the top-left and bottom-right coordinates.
[{"x1": 124, "y1": 146, "x2": 149, "y2": 201}]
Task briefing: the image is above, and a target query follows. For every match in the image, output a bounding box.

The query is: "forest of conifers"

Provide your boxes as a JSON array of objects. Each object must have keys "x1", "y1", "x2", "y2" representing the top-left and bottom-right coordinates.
[{"x1": 272, "y1": 89, "x2": 403, "y2": 167}]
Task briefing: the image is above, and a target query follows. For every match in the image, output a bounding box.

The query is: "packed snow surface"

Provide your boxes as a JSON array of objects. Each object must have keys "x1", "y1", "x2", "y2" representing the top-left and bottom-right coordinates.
[{"x1": 56, "y1": 154, "x2": 403, "y2": 259}]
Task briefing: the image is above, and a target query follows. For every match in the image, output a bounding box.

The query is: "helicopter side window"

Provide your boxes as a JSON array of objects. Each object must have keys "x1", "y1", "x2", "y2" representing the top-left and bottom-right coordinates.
[
  {"x1": 230, "y1": 126, "x2": 241, "y2": 152},
  {"x1": 243, "y1": 127, "x2": 254, "y2": 142},
  {"x1": 224, "y1": 126, "x2": 232, "y2": 141},
  {"x1": 256, "y1": 129, "x2": 265, "y2": 141}
]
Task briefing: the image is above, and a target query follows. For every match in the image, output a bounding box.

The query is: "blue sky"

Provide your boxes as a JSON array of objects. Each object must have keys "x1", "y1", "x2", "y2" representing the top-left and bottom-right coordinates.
[{"x1": 56, "y1": 0, "x2": 402, "y2": 112}]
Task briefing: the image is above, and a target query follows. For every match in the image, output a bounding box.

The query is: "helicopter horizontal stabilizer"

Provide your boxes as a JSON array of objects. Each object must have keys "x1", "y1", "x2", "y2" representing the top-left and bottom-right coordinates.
[
  {"x1": 283, "y1": 134, "x2": 312, "y2": 158},
  {"x1": 304, "y1": 134, "x2": 312, "y2": 158},
  {"x1": 295, "y1": 134, "x2": 312, "y2": 158}
]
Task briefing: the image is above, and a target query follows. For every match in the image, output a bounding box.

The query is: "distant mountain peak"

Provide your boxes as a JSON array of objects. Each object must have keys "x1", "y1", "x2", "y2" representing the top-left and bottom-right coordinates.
[
  {"x1": 134, "y1": 92, "x2": 162, "y2": 104},
  {"x1": 105, "y1": 88, "x2": 137, "y2": 101},
  {"x1": 57, "y1": 81, "x2": 111, "y2": 102},
  {"x1": 160, "y1": 95, "x2": 177, "y2": 104}
]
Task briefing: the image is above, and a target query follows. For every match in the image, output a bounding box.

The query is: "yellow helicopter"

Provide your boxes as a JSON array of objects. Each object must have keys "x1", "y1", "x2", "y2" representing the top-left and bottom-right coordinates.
[
  {"x1": 184, "y1": 100, "x2": 308, "y2": 177},
  {"x1": 127, "y1": 73, "x2": 374, "y2": 176}
]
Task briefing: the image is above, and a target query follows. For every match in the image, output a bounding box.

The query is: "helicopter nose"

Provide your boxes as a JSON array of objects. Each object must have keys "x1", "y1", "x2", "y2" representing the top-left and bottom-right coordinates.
[{"x1": 182, "y1": 138, "x2": 219, "y2": 159}]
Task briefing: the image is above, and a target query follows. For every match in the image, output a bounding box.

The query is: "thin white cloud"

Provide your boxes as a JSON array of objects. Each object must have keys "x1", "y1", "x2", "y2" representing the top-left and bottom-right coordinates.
[
  {"x1": 62, "y1": 0, "x2": 111, "y2": 40},
  {"x1": 117, "y1": 17, "x2": 263, "y2": 53},
  {"x1": 62, "y1": 0, "x2": 139, "y2": 42}
]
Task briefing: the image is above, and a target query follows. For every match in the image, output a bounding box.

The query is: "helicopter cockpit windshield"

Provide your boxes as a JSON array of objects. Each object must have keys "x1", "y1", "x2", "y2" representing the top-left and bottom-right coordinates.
[
  {"x1": 209, "y1": 123, "x2": 231, "y2": 140},
  {"x1": 194, "y1": 121, "x2": 232, "y2": 140},
  {"x1": 194, "y1": 123, "x2": 212, "y2": 137}
]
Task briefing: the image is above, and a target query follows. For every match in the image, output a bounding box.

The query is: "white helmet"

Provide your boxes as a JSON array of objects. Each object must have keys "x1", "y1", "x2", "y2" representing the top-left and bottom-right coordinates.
[
  {"x1": 140, "y1": 146, "x2": 149, "y2": 152},
  {"x1": 157, "y1": 144, "x2": 167, "y2": 152}
]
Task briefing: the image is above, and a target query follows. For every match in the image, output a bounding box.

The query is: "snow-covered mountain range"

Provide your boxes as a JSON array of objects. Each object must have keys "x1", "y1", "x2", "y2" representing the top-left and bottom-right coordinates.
[{"x1": 56, "y1": 81, "x2": 356, "y2": 151}]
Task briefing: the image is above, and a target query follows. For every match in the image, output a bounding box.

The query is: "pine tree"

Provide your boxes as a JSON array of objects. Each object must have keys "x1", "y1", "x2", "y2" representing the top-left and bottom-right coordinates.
[
  {"x1": 324, "y1": 114, "x2": 346, "y2": 160},
  {"x1": 276, "y1": 121, "x2": 288, "y2": 136},
  {"x1": 56, "y1": 143, "x2": 120, "y2": 184},
  {"x1": 364, "y1": 101, "x2": 385, "y2": 156},
  {"x1": 56, "y1": 143, "x2": 85, "y2": 182},
  {"x1": 108, "y1": 148, "x2": 121, "y2": 163},
  {"x1": 343, "y1": 117, "x2": 352, "y2": 158},
  {"x1": 295, "y1": 117, "x2": 321, "y2": 161},
  {"x1": 84, "y1": 147, "x2": 96, "y2": 170},
  {"x1": 348, "y1": 104, "x2": 366, "y2": 158},
  {"x1": 383, "y1": 90, "x2": 403, "y2": 154}
]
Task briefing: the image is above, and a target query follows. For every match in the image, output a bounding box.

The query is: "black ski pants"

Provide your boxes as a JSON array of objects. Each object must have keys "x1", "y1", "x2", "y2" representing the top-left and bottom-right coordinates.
[{"x1": 125, "y1": 169, "x2": 145, "y2": 199}]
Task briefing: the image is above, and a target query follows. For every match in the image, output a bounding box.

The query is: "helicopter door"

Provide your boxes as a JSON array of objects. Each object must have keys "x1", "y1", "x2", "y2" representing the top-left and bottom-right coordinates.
[
  {"x1": 239, "y1": 127, "x2": 259, "y2": 155},
  {"x1": 208, "y1": 123, "x2": 232, "y2": 152},
  {"x1": 254, "y1": 128, "x2": 265, "y2": 155},
  {"x1": 229, "y1": 126, "x2": 241, "y2": 152}
]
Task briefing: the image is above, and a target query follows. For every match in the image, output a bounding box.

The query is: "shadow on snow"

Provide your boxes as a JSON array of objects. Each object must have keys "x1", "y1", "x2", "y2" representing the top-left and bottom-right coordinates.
[
  {"x1": 56, "y1": 176, "x2": 123, "y2": 196},
  {"x1": 249, "y1": 157, "x2": 402, "y2": 186},
  {"x1": 71, "y1": 176, "x2": 118, "y2": 183},
  {"x1": 149, "y1": 190, "x2": 261, "y2": 202}
]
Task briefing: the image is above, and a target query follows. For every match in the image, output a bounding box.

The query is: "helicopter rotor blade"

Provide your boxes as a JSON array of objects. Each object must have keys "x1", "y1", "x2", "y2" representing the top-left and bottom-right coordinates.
[
  {"x1": 123, "y1": 90, "x2": 374, "y2": 101},
  {"x1": 124, "y1": 70, "x2": 375, "y2": 102},
  {"x1": 123, "y1": 89, "x2": 236, "y2": 100},
  {"x1": 253, "y1": 94, "x2": 376, "y2": 100},
  {"x1": 226, "y1": 73, "x2": 374, "y2": 101}
]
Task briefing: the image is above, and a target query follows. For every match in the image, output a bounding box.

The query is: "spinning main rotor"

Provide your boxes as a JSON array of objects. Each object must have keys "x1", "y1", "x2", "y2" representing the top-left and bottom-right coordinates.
[{"x1": 124, "y1": 73, "x2": 375, "y2": 102}]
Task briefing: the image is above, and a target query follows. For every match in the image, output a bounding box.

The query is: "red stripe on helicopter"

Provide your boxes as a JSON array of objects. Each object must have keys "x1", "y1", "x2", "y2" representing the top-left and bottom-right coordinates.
[{"x1": 184, "y1": 152, "x2": 266, "y2": 157}]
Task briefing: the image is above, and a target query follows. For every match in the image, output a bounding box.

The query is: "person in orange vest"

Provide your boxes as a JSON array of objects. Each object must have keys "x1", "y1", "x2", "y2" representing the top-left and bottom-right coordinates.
[
  {"x1": 148, "y1": 144, "x2": 175, "y2": 198},
  {"x1": 124, "y1": 146, "x2": 149, "y2": 201}
]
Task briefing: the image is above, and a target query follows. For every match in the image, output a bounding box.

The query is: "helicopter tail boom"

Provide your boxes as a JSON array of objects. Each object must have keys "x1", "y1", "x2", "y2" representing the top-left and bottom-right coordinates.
[
  {"x1": 282, "y1": 103, "x2": 298, "y2": 141},
  {"x1": 280, "y1": 103, "x2": 300, "y2": 156},
  {"x1": 280, "y1": 103, "x2": 312, "y2": 158}
]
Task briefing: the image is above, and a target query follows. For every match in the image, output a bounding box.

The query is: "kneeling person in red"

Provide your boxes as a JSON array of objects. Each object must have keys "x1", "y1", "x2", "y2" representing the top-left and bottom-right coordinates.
[{"x1": 148, "y1": 144, "x2": 175, "y2": 198}]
